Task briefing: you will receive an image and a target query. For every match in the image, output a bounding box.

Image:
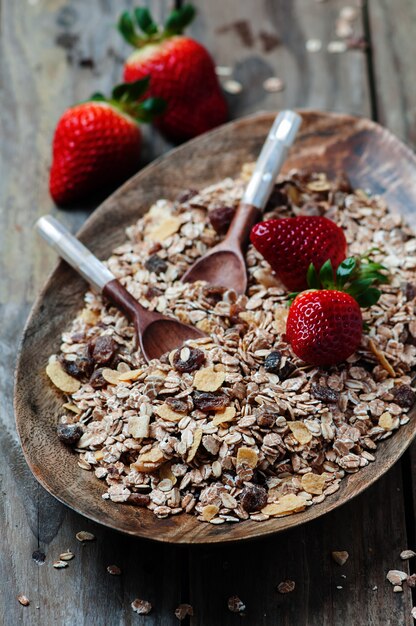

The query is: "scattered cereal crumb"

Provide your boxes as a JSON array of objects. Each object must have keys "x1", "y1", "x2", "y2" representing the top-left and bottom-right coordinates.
[
  {"x1": 53, "y1": 560, "x2": 68, "y2": 569},
  {"x1": 59, "y1": 551, "x2": 75, "y2": 561},
  {"x1": 223, "y1": 79, "x2": 243, "y2": 94},
  {"x1": 401, "y1": 549, "x2": 416, "y2": 560},
  {"x1": 387, "y1": 570, "x2": 408, "y2": 585},
  {"x1": 17, "y1": 595, "x2": 30, "y2": 606},
  {"x1": 332, "y1": 551, "x2": 349, "y2": 566},
  {"x1": 406, "y1": 574, "x2": 416, "y2": 588},
  {"x1": 215, "y1": 66, "x2": 233, "y2": 77},
  {"x1": 107, "y1": 564, "x2": 122, "y2": 576},
  {"x1": 228, "y1": 595, "x2": 246, "y2": 613},
  {"x1": 131, "y1": 598, "x2": 152, "y2": 615},
  {"x1": 46, "y1": 356, "x2": 80, "y2": 393},
  {"x1": 277, "y1": 580, "x2": 296, "y2": 594},
  {"x1": 411, "y1": 607, "x2": 416, "y2": 619},
  {"x1": 393, "y1": 585, "x2": 403, "y2": 593},
  {"x1": 175, "y1": 603, "x2": 194, "y2": 620},
  {"x1": 76, "y1": 531, "x2": 96, "y2": 543},
  {"x1": 327, "y1": 40, "x2": 347, "y2": 53},
  {"x1": 263, "y1": 76, "x2": 284, "y2": 93},
  {"x1": 306, "y1": 38, "x2": 322, "y2": 52},
  {"x1": 336, "y1": 585, "x2": 343, "y2": 590}
]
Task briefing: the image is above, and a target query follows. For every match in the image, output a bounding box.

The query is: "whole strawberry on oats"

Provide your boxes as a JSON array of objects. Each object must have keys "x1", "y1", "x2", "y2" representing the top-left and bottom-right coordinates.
[
  {"x1": 49, "y1": 78, "x2": 165, "y2": 206},
  {"x1": 118, "y1": 4, "x2": 228, "y2": 141},
  {"x1": 250, "y1": 216, "x2": 347, "y2": 291},
  {"x1": 286, "y1": 256, "x2": 389, "y2": 365}
]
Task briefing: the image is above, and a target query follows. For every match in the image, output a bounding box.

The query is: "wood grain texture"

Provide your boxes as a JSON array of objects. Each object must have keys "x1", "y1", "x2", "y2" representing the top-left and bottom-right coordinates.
[
  {"x1": 1, "y1": 0, "x2": 415, "y2": 623},
  {"x1": 15, "y1": 111, "x2": 416, "y2": 546}
]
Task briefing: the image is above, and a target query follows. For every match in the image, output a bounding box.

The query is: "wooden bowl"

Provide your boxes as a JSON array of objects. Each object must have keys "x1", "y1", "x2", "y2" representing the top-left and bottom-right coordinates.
[{"x1": 15, "y1": 111, "x2": 416, "y2": 544}]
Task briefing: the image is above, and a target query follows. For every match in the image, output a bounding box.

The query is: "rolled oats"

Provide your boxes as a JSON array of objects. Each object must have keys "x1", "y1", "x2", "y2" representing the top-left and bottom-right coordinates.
[{"x1": 47, "y1": 169, "x2": 416, "y2": 525}]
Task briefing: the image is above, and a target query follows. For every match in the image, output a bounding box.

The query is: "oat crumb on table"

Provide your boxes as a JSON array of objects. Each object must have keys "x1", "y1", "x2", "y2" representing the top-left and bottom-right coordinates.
[{"x1": 46, "y1": 167, "x2": 416, "y2": 525}]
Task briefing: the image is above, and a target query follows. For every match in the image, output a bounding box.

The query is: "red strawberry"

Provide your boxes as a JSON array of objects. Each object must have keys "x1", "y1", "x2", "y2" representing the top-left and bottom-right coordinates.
[
  {"x1": 250, "y1": 216, "x2": 347, "y2": 291},
  {"x1": 118, "y1": 5, "x2": 228, "y2": 141},
  {"x1": 49, "y1": 78, "x2": 165, "y2": 206},
  {"x1": 286, "y1": 290, "x2": 363, "y2": 366}
]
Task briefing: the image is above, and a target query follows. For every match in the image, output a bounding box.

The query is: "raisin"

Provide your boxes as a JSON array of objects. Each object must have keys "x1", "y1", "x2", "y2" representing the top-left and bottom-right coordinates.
[
  {"x1": 165, "y1": 397, "x2": 188, "y2": 413},
  {"x1": 146, "y1": 286, "x2": 163, "y2": 299},
  {"x1": 173, "y1": 347, "x2": 205, "y2": 373},
  {"x1": 264, "y1": 351, "x2": 282, "y2": 373},
  {"x1": 144, "y1": 254, "x2": 168, "y2": 275},
  {"x1": 202, "y1": 285, "x2": 226, "y2": 304},
  {"x1": 57, "y1": 422, "x2": 83, "y2": 445},
  {"x1": 176, "y1": 188, "x2": 198, "y2": 204},
  {"x1": 209, "y1": 205, "x2": 236, "y2": 234},
  {"x1": 193, "y1": 391, "x2": 229, "y2": 412},
  {"x1": 256, "y1": 409, "x2": 278, "y2": 428},
  {"x1": 405, "y1": 283, "x2": 416, "y2": 301},
  {"x1": 265, "y1": 185, "x2": 289, "y2": 211},
  {"x1": 334, "y1": 172, "x2": 352, "y2": 193},
  {"x1": 89, "y1": 368, "x2": 106, "y2": 389},
  {"x1": 393, "y1": 385, "x2": 416, "y2": 408},
  {"x1": 264, "y1": 351, "x2": 295, "y2": 380},
  {"x1": 60, "y1": 355, "x2": 94, "y2": 381},
  {"x1": 240, "y1": 485, "x2": 268, "y2": 512},
  {"x1": 127, "y1": 493, "x2": 151, "y2": 507},
  {"x1": 90, "y1": 336, "x2": 118, "y2": 365},
  {"x1": 311, "y1": 384, "x2": 340, "y2": 403}
]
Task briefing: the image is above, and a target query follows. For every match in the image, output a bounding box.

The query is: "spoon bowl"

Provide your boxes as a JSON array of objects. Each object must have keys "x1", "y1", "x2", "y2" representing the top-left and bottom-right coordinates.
[{"x1": 182, "y1": 246, "x2": 248, "y2": 293}]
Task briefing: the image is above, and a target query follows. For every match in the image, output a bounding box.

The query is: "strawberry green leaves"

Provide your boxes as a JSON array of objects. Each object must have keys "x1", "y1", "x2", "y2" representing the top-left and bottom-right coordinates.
[
  {"x1": 89, "y1": 78, "x2": 166, "y2": 124},
  {"x1": 118, "y1": 4, "x2": 196, "y2": 47},
  {"x1": 305, "y1": 254, "x2": 389, "y2": 308}
]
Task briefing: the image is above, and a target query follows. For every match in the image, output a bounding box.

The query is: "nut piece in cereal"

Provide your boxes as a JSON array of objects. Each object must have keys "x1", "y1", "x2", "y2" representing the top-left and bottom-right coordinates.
[
  {"x1": 202, "y1": 504, "x2": 219, "y2": 521},
  {"x1": 288, "y1": 421, "x2": 313, "y2": 445},
  {"x1": 193, "y1": 366, "x2": 225, "y2": 392},
  {"x1": 46, "y1": 356, "x2": 80, "y2": 394},
  {"x1": 128, "y1": 414, "x2": 150, "y2": 439},
  {"x1": 147, "y1": 216, "x2": 181, "y2": 242},
  {"x1": 378, "y1": 412, "x2": 394, "y2": 430},
  {"x1": 132, "y1": 447, "x2": 165, "y2": 473},
  {"x1": 212, "y1": 406, "x2": 236, "y2": 427}
]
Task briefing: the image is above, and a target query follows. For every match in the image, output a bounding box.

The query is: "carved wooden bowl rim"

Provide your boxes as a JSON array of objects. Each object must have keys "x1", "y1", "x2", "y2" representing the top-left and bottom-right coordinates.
[{"x1": 14, "y1": 111, "x2": 416, "y2": 543}]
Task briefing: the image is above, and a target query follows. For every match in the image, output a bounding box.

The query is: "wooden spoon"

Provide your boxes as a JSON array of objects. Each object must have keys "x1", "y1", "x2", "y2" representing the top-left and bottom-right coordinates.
[
  {"x1": 182, "y1": 110, "x2": 302, "y2": 293},
  {"x1": 36, "y1": 216, "x2": 205, "y2": 362}
]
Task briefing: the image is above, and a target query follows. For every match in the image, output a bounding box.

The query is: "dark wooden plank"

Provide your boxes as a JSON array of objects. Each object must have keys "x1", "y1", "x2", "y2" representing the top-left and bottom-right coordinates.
[
  {"x1": 191, "y1": 0, "x2": 371, "y2": 118},
  {"x1": 0, "y1": 1, "x2": 179, "y2": 624},
  {"x1": 189, "y1": 467, "x2": 412, "y2": 626}
]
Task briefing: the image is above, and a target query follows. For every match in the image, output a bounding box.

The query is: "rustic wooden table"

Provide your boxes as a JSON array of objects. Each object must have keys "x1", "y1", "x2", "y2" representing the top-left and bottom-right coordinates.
[{"x1": 1, "y1": 1, "x2": 415, "y2": 624}]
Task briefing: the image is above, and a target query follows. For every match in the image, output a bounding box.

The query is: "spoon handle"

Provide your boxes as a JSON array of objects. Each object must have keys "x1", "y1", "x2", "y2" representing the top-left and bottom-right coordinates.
[
  {"x1": 36, "y1": 216, "x2": 115, "y2": 291},
  {"x1": 242, "y1": 110, "x2": 302, "y2": 210}
]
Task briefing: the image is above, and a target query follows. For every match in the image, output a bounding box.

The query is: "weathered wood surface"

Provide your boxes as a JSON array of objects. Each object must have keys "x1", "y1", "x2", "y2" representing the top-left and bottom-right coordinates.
[
  {"x1": 1, "y1": 0, "x2": 415, "y2": 624},
  {"x1": 15, "y1": 110, "x2": 416, "y2": 547}
]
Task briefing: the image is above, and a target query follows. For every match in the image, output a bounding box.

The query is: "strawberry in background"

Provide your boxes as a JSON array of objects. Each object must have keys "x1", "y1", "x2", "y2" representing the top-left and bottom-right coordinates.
[
  {"x1": 118, "y1": 4, "x2": 228, "y2": 141},
  {"x1": 49, "y1": 78, "x2": 165, "y2": 206}
]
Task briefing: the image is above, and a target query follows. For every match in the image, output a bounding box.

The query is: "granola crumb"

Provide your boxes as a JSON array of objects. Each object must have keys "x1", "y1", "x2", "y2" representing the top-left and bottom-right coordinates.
[
  {"x1": 174, "y1": 603, "x2": 194, "y2": 620},
  {"x1": 277, "y1": 580, "x2": 296, "y2": 594},
  {"x1": 400, "y1": 549, "x2": 416, "y2": 560},
  {"x1": 76, "y1": 531, "x2": 95, "y2": 543},
  {"x1": 17, "y1": 595, "x2": 30, "y2": 606},
  {"x1": 59, "y1": 551, "x2": 75, "y2": 561},
  {"x1": 227, "y1": 595, "x2": 246, "y2": 613},
  {"x1": 107, "y1": 564, "x2": 122, "y2": 576},
  {"x1": 387, "y1": 570, "x2": 408, "y2": 585},
  {"x1": 53, "y1": 560, "x2": 68, "y2": 569},
  {"x1": 131, "y1": 598, "x2": 152, "y2": 615},
  {"x1": 332, "y1": 551, "x2": 349, "y2": 566}
]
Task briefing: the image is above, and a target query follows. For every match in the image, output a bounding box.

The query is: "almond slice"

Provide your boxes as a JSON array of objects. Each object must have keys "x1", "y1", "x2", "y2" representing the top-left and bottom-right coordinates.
[
  {"x1": 102, "y1": 368, "x2": 121, "y2": 385},
  {"x1": 378, "y1": 412, "x2": 394, "y2": 430},
  {"x1": 202, "y1": 504, "x2": 219, "y2": 521},
  {"x1": 46, "y1": 357, "x2": 80, "y2": 394},
  {"x1": 147, "y1": 216, "x2": 181, "y2": 242},
  {"x1": 118, "y1": 368, "x2": 144, "y2": 382}
]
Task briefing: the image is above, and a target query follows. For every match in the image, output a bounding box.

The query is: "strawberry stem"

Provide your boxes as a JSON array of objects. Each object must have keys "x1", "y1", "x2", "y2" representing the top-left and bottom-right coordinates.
[
  {"x1": 118, "y1": 4, "x2": 196, "y2": 48},
  {"x1": 88, "y1": 78, "x2": 166, "y2": 124}
]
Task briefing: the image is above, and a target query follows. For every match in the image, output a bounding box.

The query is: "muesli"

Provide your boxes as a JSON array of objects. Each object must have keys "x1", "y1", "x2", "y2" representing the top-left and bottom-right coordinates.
[{"x1": 47, "y1": 165, "x2": 416, "y2": 524}]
